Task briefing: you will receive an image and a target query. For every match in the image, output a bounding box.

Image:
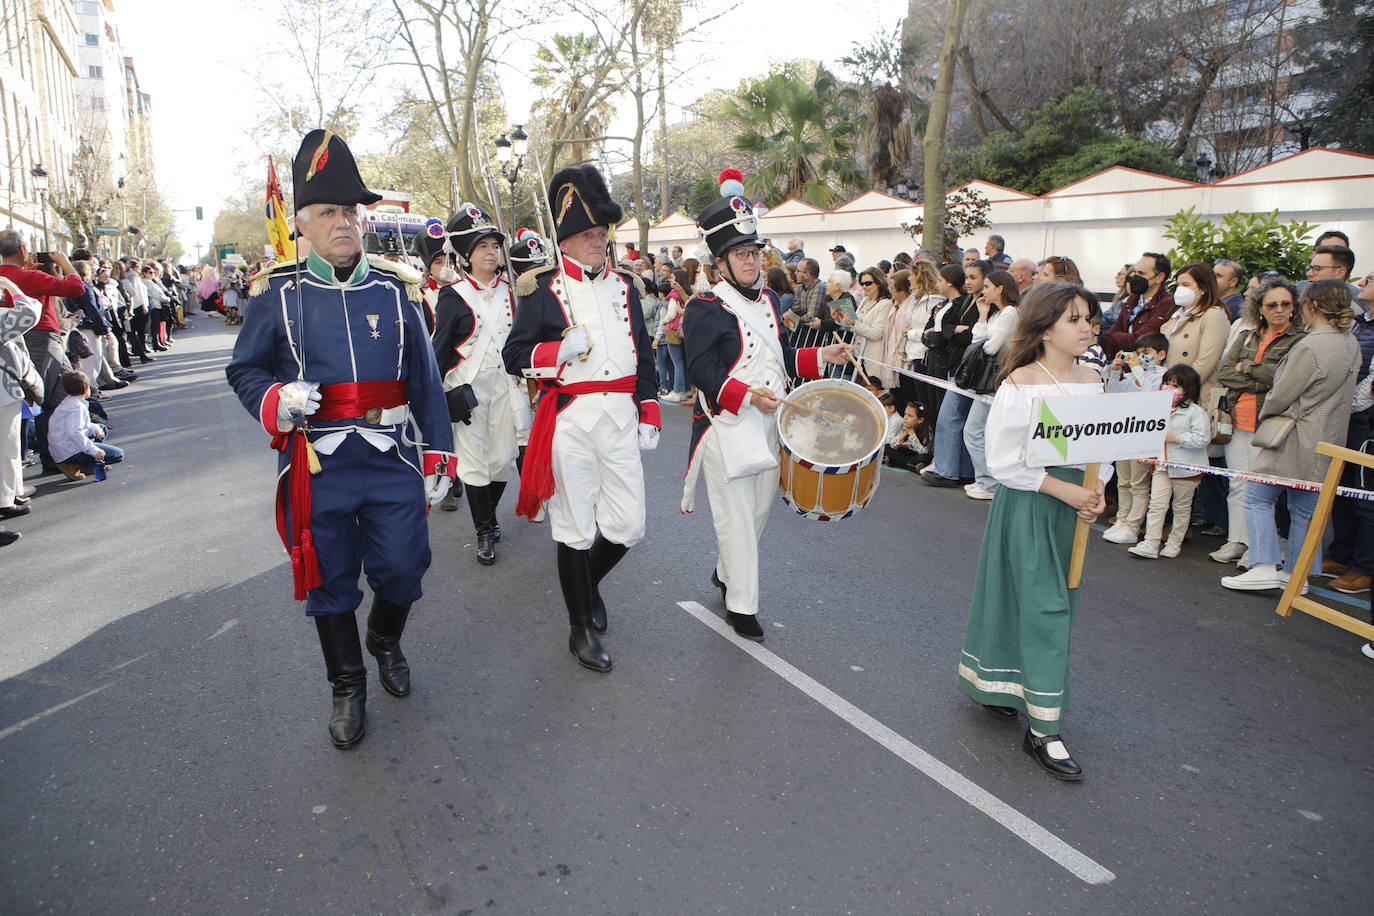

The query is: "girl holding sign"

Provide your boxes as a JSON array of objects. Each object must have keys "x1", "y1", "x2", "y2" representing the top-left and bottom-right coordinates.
[{"x1": 956, "y1": 281, "x2": 1113, "y2": 781}]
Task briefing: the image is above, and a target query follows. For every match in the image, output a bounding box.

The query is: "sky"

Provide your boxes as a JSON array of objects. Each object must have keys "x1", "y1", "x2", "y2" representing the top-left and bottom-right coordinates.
[{"x1": 113, "y1": 0, "x2": 895, "y2": 261}]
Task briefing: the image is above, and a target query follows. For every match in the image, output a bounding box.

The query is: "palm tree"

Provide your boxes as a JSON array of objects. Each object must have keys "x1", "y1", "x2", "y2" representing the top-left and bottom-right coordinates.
[
  {"x1": 532, "y1": 33, "x2": 618, "y2": 170},
  {"x1": 723, "y1": 64, "x2": 865, "y2": 207}
]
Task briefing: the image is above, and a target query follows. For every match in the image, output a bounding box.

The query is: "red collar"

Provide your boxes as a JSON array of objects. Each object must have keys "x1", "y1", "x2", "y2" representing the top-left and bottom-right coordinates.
[{"x1": 560, "y1": 258, "x2": 605, "y2": 283}]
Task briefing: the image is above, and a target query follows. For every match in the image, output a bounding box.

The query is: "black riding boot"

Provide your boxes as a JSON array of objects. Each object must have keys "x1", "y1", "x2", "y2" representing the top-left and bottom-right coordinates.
[
  {"x1": 467, "y1": 484, "x2": 496, "y2": 565},
  {"x1": 557, "y1": 543, "x2": 611, "y2": 672},
  {"x1": 314, "y1": 612, "x2": 367, "y2": 749},
  {"x1": 587, "y1": 534, "x2": 629, "y2": 634},
  {"x1": 488, "y1": 480, "x2": 507, "y2": 542},
  {"x1": 365, "y1": 595, "x2": 412, "y2": 697}
]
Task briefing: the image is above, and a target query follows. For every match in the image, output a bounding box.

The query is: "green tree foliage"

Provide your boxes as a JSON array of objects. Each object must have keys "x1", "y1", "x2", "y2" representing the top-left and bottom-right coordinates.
[
  {"x1": 722, "y1": 63, "x2": 865, "y2": 207},
  {"x1": 950, "y1": 87, "x2": 1190, "y2": 194},
  {"x1": 1302, "y1": 0, "x2": 1374, "y2": 153},
  {"x1": 1162, "y1": 207, "x2": 1315, "y2": 280}
]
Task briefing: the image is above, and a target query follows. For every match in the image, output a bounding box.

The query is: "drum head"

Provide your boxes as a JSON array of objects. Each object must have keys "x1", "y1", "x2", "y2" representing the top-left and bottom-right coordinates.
[{"x1": 778, "y1": 379, "x2": 885, "y2": 468}]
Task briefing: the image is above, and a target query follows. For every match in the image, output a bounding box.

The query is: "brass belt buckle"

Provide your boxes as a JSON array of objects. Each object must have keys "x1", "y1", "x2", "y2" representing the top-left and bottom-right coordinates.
[{"x1": 364, "y1": 407, "x2": 382, "y2": 424}]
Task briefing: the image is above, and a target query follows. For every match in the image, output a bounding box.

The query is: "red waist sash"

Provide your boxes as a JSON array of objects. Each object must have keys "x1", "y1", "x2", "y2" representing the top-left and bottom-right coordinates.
[
  {"x1": 516, "y1": 375, "x2": 638, "y2": 520},
  {"x1": 312, "y1": 380, "x2": 407, "y2": 421}
]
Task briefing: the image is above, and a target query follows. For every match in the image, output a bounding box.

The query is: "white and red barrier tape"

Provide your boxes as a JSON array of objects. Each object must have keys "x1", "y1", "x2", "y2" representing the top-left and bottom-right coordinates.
[{"x1": 838, "y1": 356, "x2": 1374, "y2": 502}]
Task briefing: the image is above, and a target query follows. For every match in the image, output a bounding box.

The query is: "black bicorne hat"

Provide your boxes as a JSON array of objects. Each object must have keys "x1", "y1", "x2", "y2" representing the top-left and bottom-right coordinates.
[
  {"x1": 509, "y1": 228, "x2": 553, "y2": 277},
  {"x1": 445, "y1": 203, "x2": 504, "y2": 266},
  {"x1": 548, "y1": 165, "x2": 622, "y2": 242},
  {"x1": 291, "y1": 129, "x2": 382, "y2": 212},
  {"x1": 411, "y1": 217, "x2": 449, "y2": 266},
  {"x1": 697, "y1": 169, "x2": 762, "y2": 261}
]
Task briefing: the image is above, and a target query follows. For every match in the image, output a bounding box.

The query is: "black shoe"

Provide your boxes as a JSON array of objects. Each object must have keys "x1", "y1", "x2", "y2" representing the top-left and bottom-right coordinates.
[
  {"x1": 315, "y1": 612, "x2": 367, "y2": 749},
  {"x1": 364, "y1": 596, "x2": 412, "y2": 697},
  {"x1": 139, "y1": 355, "x2": 155, "y2": 363},
  {"x1": 0, "y1": 504, "x2": 30, "y2": 519},
  {"x1": 558, "y1": 543, "x2": 612, "y2": 672},
  {"x1": 588, "y1": 534, "x2": 628, "y2": 635},
  {"x1": 475, "y1": 525, "x2": 496, "y2": 565},
  {"x1": 983, "y1": 704, "x2": 1019, "y2": 719},
  {"x1": 1022, "y1": 729, "x2": 1082, "y2": 781},
  {"x1": 726, "y1": 611, "x2": 765, "y2": 640},
  {"x1": 105, "y1": 379, "x2": 129, "y2": 390},
  {"x1": 1200, "y1": 524, "x2": 1227, "y2": 538},
  {"x1": 920, "y1": 470, "x2": 961, "y2": 488},
  {"x1": 0, "y1": 530, "x2": 18, "y2": 547},
  {"x1": 711, "y1": 569, "x2": 727, "y2": 603}
]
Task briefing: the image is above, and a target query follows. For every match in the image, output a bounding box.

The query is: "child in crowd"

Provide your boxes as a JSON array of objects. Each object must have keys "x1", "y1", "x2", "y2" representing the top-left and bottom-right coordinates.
[
  {"x1": 1077, "y1": 312, "x2": 1108, "y2": 378},
  {"x1": 1102, "y1": 332, "x2": 1168, "y2": 545},
  {"x1": 884, "y1": 400, "x2": 932, "y2": 471},
  {"x1": 1128, "y1": 364, "x2": 1210, "y2": 559},
  {"x1": 47, "y1": 370, "x2": 124, "y2": 480}
]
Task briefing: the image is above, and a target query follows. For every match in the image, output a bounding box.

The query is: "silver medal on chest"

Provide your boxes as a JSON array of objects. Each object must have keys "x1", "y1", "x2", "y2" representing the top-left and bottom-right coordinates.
[{"x1": 365, "y1": 314, "x2": 380, "y2": 339}]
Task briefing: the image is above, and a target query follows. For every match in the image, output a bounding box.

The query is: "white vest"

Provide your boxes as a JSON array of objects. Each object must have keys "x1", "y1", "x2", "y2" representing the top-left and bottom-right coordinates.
[
  {"x1": 555, "y1": 260, "x2": 640, "y2": 432},
  {"x1": 443, "y1": 274, "x2": 513, "y2": 389}
]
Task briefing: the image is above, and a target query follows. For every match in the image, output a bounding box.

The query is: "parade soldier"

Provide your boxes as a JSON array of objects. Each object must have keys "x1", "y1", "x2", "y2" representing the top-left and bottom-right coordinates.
[
  {"x1": 680, "y1": 169, "x2": 851, "y2": 638},
  {"x1": 431, "y1": 204, "x2": 528, "y2": 565},
  {"x1": 412, "y1": 216, "x2": 456, "y2": 334},
  {"x1": 503, "y1": 165, "x2": 660, "y2": 673},
  {"x1": 226, "y1": 130, "x2": 456, "y2": 749}
]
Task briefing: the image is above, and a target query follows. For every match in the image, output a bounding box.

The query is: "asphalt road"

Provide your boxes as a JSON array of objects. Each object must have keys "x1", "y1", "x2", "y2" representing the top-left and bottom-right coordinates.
[{"x1": 2, "y1": 319, "x2": 1370, "y2": 914}]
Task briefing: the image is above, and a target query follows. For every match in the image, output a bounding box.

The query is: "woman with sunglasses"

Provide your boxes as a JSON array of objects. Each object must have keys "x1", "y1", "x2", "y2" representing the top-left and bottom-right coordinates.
[{"x1": 850, "y1": 268, "x2": 897, "y2": 391}]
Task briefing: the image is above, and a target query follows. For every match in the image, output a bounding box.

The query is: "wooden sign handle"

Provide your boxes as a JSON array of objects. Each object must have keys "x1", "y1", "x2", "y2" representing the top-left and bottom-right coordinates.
[{"x1": 1067, "y1": 463, "x2": 1100, "y2": 589}]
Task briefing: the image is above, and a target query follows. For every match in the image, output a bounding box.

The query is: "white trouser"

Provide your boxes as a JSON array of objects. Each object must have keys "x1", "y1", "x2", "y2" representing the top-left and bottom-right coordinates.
[
  {"x1": 701, "y1": 422, "x2": 779, "y2": 615},
  {"x1": 548, "y1": 411, "x2": 645, "y2": 550},
  {"x1": 78, "y1": 329, "x2": 103, "y2": 389},
  {"x1": 0, "y1": 399, "x2": 21, "y2": 506},
  {"x1": 451, "y1": 365, "x2": 518, "y2": 486},
  {"x1": 1223, "y1": 428, "x2": 1257, "y2": 545},
  {"x1": 102, "y1": 332, "x2": 120, "y2": 368}
]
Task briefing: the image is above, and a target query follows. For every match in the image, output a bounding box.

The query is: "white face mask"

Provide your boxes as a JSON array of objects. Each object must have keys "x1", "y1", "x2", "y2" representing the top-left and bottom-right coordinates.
[{"x1": 1173, "y1": 286, "x2": 1197, "y2": 309}]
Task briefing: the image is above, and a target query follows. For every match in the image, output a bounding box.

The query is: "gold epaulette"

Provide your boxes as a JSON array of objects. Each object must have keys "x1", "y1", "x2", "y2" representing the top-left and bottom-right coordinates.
[
  {"x1": 515, "y1": 263, "x2": 557, "y2": 298},
  {"x1": 247, "y1": 257, "x2": 304, "y2": 297},
  {"x1": 367, "y1": 254, "x2": 423, "y2": 302}
]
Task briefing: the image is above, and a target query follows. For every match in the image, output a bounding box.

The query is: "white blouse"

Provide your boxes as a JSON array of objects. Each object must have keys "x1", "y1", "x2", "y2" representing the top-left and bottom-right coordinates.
[
  {"x1": 986, "y1": 380, "x2": 1116, "y2": 492},
  {"x1": 971, "y1": 305, "x2": 1019, "y2": 356}
]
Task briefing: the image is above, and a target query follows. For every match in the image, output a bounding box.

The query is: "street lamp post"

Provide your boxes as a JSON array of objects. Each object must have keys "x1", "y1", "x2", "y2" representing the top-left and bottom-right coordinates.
[
  {"x1": 494, "y1": 124, "x2": 528, "y2": 235},
  {"x1": 30, "y1": 164, "x2": 49, "y2": 250}
]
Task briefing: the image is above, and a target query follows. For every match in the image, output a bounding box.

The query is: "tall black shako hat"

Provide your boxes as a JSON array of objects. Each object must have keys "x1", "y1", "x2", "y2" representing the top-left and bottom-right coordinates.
[
  {"x1": 509, "y1": 228, "x2": 553, "y2": 277},
  {"x1": 292, "y1": 129, "x2": 381, "y2": 213},
  {"x1": 697, "y1": 169, "x2": 762, "y2": 261},
  {"x1": 446, "y1": 202, "x2": 504, "y2": 266},
  {"x1": 549, "y1": 165, "x2": 622, "y2": 242},
  {"x1": 412, "y1": 217, "x2": 448, "y2": 266}
]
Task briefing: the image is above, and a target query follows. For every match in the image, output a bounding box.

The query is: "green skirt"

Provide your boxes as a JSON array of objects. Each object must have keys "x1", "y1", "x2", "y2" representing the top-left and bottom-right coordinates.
[{"x1": 957, "y1": 467, "x2": 1083, "y2": 735}]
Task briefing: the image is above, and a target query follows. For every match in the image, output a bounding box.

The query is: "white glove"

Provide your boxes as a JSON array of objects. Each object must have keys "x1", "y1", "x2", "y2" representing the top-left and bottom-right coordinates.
[
  {"x1": 275, "y1": 380, "x2": 322, "y2": 432},
  {"x1": 557, "y1": 326, "x2": 590, "y2": 364},
  {"x1": 424, "y1": 474, "x2": 451, "y2": 508},
  {"x1": 638, "y1": 423, "x2": 660, "y2": 451}
]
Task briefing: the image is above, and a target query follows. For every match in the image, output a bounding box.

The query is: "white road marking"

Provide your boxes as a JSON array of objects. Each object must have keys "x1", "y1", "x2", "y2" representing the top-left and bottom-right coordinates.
[
  {"x1": 0, "y1": 684, "x2": 113, "y2": 742},
  {"x1": 208, "y1": 618, "x2": 239, "y2": 640},
  {"x1": 677, "y1": 600, "x2": 1116, "y2": 885}
]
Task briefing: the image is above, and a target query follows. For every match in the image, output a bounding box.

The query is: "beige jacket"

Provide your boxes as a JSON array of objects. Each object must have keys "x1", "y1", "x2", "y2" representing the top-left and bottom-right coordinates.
[
  {"x1": 1253, "y1": 326, "x2": 1360, "y2": 481},
  {"x1": 1162, "y1": 305, "x2": 1231, "y2": 407}
]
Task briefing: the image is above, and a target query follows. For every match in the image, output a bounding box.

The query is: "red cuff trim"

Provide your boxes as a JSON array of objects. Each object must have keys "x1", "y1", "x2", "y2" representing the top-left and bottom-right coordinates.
[
  {"x1": 798, "y1": 348, "x2": 822, "y2": 379},
  {"x1": 639, "y1": 399, "x2": 661, "y2": 429},
  {"x1": 259, "y1": 383, "x2": 284, "y2": 436},
  {"x1": 424, "y1": 451, "x2": 458, "y2": 478},
  {"x1": 529, "y1": 340, "x2": 562, "y2": 379},
  {"x1": 718, "y1": 377, "x2": 749, "y2": 415}
]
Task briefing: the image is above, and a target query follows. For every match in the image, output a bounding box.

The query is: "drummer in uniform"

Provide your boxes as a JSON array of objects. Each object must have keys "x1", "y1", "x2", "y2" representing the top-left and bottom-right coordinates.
[
  {"x1": 226, "y1": 130, "x2": 456, "y2": 749},
  {"x1": 503, "y1": 165, "x2": 660, "y2": 674},
  {"x1": 431, "y1": 204, "x2": 528, "y2": 565},
  {"x1": 680, "y1": 169, "x2": 851, "y2": 639}
]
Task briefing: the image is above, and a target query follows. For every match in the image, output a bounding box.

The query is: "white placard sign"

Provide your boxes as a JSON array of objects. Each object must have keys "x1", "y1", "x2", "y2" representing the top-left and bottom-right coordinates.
[{"x1": 1025, "y1": 391, "x2": 1172, "y2": 468}]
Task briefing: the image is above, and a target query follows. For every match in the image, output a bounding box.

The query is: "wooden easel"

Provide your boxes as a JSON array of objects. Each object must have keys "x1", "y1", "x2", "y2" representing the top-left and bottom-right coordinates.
[{"x1": 1276, "y1": 441, "x2": 1374, "y2": 640}]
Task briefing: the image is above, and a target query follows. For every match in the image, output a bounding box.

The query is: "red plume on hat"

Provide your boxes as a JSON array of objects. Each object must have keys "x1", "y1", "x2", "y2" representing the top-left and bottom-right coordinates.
[{"x1": 718, "y1": 168, "x2": 745, "y2": 198}]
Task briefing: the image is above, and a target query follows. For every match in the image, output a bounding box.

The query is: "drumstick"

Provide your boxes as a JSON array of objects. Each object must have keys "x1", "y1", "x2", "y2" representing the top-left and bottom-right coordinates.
[
  {"x1": 748, "y1": 387, "x2": 842, "y2": 423},
  {"x1": 1066, "y1": 463, "x2": 1100, "y2": 589},
  {"x1": 831, "y1": 333, "x2": 874, "y2": 386}
]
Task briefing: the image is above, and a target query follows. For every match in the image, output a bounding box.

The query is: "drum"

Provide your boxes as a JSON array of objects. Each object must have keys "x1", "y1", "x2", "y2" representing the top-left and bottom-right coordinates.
[{"x1": 776, "y1": 378, "x2": 885, "y2": 520}]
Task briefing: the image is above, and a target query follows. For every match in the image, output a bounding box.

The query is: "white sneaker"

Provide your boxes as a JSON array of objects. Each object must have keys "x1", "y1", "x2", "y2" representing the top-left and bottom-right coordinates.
[
  {"x1": 1277, "y1": 570, "x2": 1310, "y2": 596},
  {"x1": 1128, "y1": 540, "x2": 1160, "y2": 558},
  {"x1": 1102, "y1": 524, "x2": 1139, "y2": 545},
  {"x1": 964, "y1": 483, "x2": 995, "y2": 500},
  {"x1": 1237, "y1": 548, "x2": 1251, "y2": 570},
  {"x1": 1361, "y1": 642, "x2": 1374, "y2": 660},
  {"x1": 1159, "y1": 542, "x2": 1182, "y2": 559},
  {"x1": 1221, "y1": 563, "x2": 1282, "y2": 591},
  {"x1": 1209, "y1": 541, "x2": 1247, "y2": 563}
]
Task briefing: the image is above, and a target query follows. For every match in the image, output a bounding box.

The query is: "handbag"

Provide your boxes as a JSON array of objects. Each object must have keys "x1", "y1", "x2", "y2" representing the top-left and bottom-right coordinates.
[
  {"x1": 952, "y1": 340, "x2": 999, "y2": 394},
  {"x1": 1206, "y1": 389, "x2": 1234, "y2": 445},
  {"x1": 445, "y1": 383, "x2": 478, "y2": 424},
  {"x1": 1252, "y1": 414, "x2": 1296, "y2": 449}
]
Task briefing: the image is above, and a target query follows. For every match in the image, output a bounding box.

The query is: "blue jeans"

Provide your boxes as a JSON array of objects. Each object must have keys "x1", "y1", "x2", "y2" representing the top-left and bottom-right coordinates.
[
  {"x1": 667, "y1": 342, "x2": 687, "y2": 397},
  {"x1": 655, "y1": 343, "x2": 673, "y2": 393},
  {"x1": 932, "y1": 375, "x2": 974, "y2": 479},
  {"x1": 60, "y1": 442, "x2": 125, "y2": 471},
  {"x1": 1243, "y1": 481, "x2": 1319, "y2": 570},
  {"x1": 963, "y1": 398, "x2": 995, "y2": 491}
]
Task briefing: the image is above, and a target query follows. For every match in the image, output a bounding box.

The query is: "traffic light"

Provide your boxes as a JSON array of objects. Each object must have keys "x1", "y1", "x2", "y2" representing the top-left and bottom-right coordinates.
[{"x1": 195, "y1": 206, "x2": 203, "y2": 220}]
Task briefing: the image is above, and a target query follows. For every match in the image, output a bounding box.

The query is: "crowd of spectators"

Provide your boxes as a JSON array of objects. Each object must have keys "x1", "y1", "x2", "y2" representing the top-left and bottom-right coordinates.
[
  {"x1": 618, "y1": 228, "x2": 1374, "y2": 654},
  {"x1": 0, "y1": 229, "x2": 251, "y2": 546}
]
